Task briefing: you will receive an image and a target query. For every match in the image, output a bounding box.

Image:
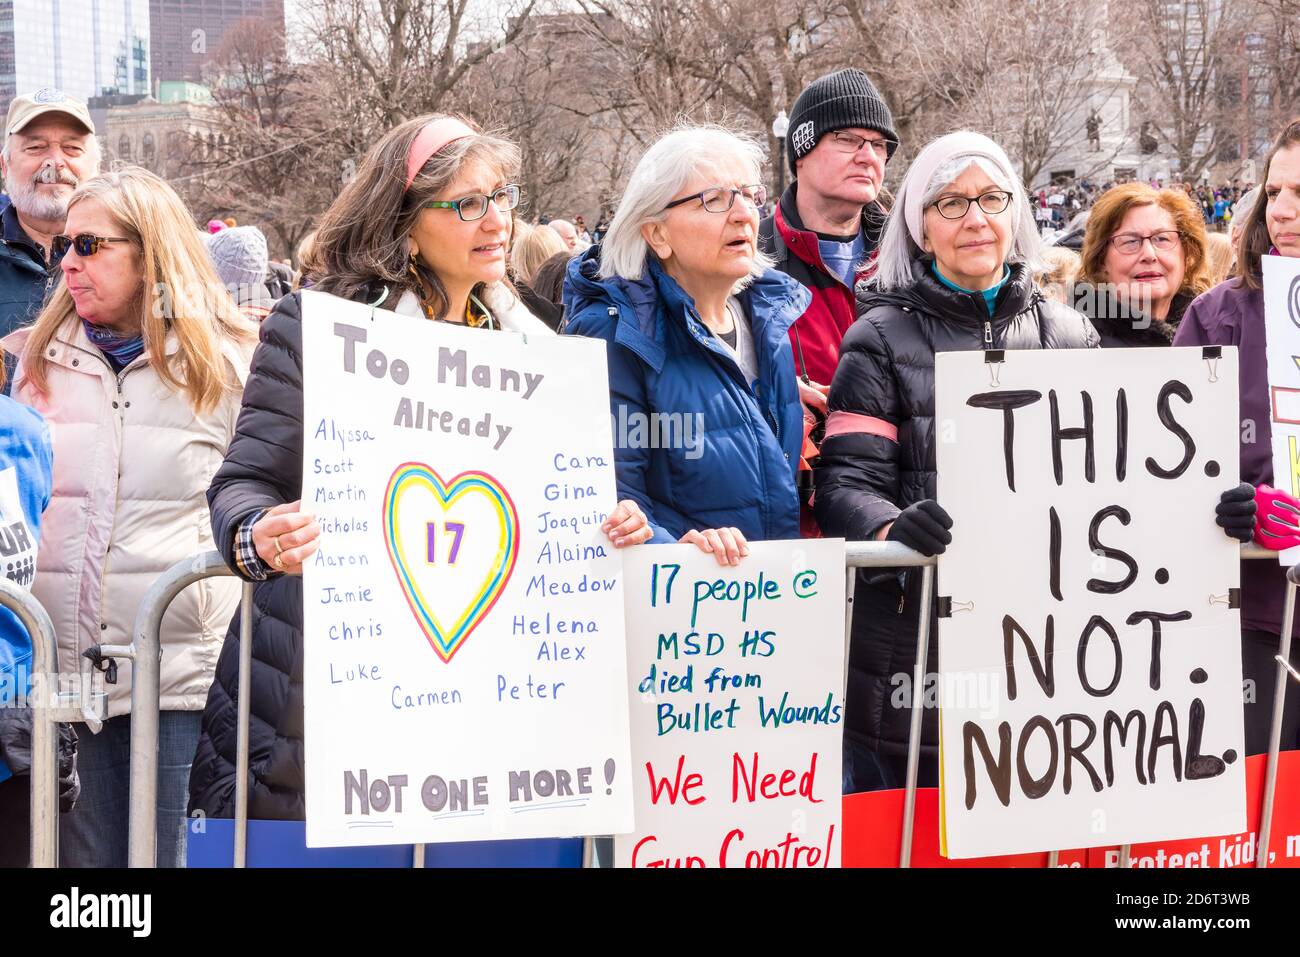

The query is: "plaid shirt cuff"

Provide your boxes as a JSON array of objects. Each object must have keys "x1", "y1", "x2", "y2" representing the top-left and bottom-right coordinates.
[{"x1": 233, "y1": 509, "x2": 273, "y2": 581}]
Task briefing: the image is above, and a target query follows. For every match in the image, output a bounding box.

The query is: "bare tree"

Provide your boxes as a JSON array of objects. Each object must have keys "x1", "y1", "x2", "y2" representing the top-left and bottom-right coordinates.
[
  {"x1": 185, "y1": 0, "x2": 546, "y2": 257},
  {"x1": 176, "y1": 21, "x2": 336, "y2": 258},
  {"x1": 455, "y1": 15, "x2": 595, "y2": 218},
  {"x1": 572, "y1": 0, "x2": 856, "y2": 191},
  {"x1": 1253, "y1": 0, "x2": 1300, "y2": 136},
  {"x1": 1124, "y1": 0, "x2": 1249, "y2": 182},
  {"x1": 936, "y1": 0, "x2": 1134, "y2": 185},
  {"x1": 302, "y1": 0, "x2": 543, "y2": 133}
]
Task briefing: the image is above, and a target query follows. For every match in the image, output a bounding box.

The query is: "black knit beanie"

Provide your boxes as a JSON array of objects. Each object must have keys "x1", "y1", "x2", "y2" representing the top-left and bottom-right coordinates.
[{"x1": 786, "y1": 68, "x2": 898, "y2": 175}]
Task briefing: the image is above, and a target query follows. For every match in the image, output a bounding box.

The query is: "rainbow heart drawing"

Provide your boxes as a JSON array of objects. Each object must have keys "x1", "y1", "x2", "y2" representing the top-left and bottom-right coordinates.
[{"x1": 382, "y1": 463, "x2": 520, "y2": 663}]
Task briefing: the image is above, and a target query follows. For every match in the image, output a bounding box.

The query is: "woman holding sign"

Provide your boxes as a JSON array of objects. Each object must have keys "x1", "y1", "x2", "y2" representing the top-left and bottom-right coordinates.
[
  {"x1": 562, "y1": 125, "x2": 810, "y2": 565},
  {"x1": 1075, "y1": 183, "x2": 1214, "y2": 345},
  {"x1": 1173, "y1": 118, "x2": 1300, "y2": 756},
  {"x1": 189, "y1": 115, "x2": 652, "y2": 822},
  {"x1": 819, "y1": 131, "x2": 1258, "y2": 794}
]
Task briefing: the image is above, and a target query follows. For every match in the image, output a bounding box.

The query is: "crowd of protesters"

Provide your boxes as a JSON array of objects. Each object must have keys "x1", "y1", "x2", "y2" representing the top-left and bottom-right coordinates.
[{"x1": 0, "y1": 73, "x2": 1298, "y2": 867}]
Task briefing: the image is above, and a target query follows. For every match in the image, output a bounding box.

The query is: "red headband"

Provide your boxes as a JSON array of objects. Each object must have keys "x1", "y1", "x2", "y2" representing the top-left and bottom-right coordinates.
[{"x1": 405, "y1": 117, "x2": 476, "y2": 190}]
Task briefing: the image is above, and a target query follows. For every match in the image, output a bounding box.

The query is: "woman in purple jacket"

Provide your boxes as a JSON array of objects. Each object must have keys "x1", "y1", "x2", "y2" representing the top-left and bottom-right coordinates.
[{"x1": 1173, "y1": 118, "x2": 1300, "y2": 755}]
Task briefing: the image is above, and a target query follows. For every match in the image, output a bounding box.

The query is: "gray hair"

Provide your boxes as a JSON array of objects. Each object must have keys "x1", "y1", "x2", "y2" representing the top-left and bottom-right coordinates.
[
  {"x1": 599, "y1": 124, "x2": 773, "y2": 290},
  {"x1": 873, "y1": 152, "x2": 1044, "y2": 291}
]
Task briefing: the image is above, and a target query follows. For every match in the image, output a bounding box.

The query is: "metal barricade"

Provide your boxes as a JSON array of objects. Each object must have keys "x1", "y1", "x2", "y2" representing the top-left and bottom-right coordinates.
[
  {"x1": 0, "y1": 577, "x2": 59, "y2": 867},
  {"x1": 114, "y1": 542, "x2": 1296, "y2": 868},
  {"x1": 116, "y1": 551, "x2": 245, "y2": 868},
  {"x1": 2, "y1": 577, "x2": 109, "y2": 868}
]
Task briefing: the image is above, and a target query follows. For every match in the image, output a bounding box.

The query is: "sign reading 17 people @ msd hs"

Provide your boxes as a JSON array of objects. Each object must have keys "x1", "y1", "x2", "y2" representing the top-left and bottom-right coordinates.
[
  {"x1": 616, "y1": 540, "x2": 846, "y2": 868},
  {"x1": 1263, "y1": 254, "x2": 1300, "y2": 566},
  {"x1": 935, "y1": 347, "x2": 1246, "y2": 859},
  {"x1": 299, "y1": 289, "x2": 632, "y2": 847}
]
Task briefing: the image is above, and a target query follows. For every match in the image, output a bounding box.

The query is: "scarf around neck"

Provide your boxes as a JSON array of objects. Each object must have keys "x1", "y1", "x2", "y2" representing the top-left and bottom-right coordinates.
[{"x1": 82, "y1": 319, "x2": 145, "y2": 373}]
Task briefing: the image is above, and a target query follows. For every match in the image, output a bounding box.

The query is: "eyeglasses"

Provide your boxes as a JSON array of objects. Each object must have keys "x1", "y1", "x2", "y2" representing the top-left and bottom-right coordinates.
[
  {"x1": 52, "y1": 233, "x2": 133, "y2": 257},
  {"x1": 1109, "y1": 230, "x2": 1182, "y2": 255},
  {"x1": 423, "y1": 184, "x2": 521, "y2": 222},
  {"x1": 930, "y1": 190, "x2": 1013, "y2": 220},
  {"x1": 662, "y1": 184, "x2": 767, "y2": 214},
  {"x1": 828, "y1": 130, "x2": 894, "y2": 158}
]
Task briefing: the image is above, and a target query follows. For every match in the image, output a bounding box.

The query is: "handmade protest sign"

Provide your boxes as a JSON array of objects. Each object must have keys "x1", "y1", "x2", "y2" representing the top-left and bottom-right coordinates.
[
  {"x1": 1263, "y1": 254, "x2": 1300, "y2": 565},
  {"x1": 615, "y1": 539, "x2": 846, "y2": 868},
  {"x1": 299, "y1": 290, "x2": 632, "y2": 847},
  {"x1": 935, "y1": 348, "x2": 1245, "y2": 858}
]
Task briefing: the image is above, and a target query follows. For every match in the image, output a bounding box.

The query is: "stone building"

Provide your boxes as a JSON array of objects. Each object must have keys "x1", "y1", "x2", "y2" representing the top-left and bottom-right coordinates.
[{"x1": 102, "y1": 80, "x2": 221, "y2": 179}]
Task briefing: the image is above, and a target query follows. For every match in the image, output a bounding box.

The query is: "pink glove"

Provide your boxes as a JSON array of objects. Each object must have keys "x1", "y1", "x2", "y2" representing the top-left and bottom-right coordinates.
[{"x1": 1254, "y1": 485, "x2": 1300, "y2": 550}]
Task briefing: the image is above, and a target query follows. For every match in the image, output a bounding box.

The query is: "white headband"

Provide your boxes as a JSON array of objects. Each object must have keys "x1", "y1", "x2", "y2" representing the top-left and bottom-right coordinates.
[{"x1": 902, "y1": 131, "x2": 1018, "y2": 248}]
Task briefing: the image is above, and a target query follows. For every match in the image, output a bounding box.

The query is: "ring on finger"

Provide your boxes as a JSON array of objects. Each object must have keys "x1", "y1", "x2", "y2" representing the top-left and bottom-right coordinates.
[
  {"x1": 274, "y1": 535, "x2": 284, "y2": 556},
  {"x1": 274, "y1": 553, "x2": 285, "y2": 569}
]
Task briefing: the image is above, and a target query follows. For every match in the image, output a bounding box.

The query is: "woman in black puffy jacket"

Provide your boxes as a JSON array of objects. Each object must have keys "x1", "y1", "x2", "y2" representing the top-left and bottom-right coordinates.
[
  {"x1": 814, "y1": 131, "x2": 1103, "y2": 794},
  {"x1": 816, "y1": 131, "x2": 1259, "y2": 795}
]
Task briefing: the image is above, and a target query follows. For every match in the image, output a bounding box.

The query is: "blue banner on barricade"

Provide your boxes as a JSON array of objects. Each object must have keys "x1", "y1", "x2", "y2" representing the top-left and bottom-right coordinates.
[{"x1": 187, "y1": 819, "x2": 583, "y2": 868}]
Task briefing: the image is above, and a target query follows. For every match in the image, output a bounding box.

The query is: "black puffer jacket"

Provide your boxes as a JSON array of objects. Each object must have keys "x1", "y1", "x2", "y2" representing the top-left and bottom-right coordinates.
[
  {"x1": 814, "y1": 258, "x2": 1098, "y2": 770},
  {"x1": 1072, "y1": 284, "x2": 1191, "y2": 348},
  {"x1": 189, "y1": 293, "x2": 309, "y2": 820}
]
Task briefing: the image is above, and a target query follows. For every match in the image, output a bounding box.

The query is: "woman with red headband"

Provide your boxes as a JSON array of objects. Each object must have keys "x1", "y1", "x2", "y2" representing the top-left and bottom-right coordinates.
[{"x1": 188, "y1": 115, "x2": 651, "y2": 822}]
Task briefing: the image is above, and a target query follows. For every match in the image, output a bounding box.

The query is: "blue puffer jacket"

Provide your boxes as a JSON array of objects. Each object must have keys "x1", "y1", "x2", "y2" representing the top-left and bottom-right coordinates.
[
  {"x1": 563, "y1": 246, "x2": 809, "y2": 543},
  {"x1": 0, "y1": 394, "x2": 53, "y2": 783}
]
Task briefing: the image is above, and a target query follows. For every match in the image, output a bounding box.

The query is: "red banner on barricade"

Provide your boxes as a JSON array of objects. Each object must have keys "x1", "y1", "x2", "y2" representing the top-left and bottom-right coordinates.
[{"x1": 843, "y1": 751, "x2": 1300, "y2": 868}]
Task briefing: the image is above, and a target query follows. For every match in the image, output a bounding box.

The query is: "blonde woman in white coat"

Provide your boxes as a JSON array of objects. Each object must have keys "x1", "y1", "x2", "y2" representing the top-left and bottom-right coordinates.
[{"x1": 4, "y1": 167, "x2": 255, "y2": 867}]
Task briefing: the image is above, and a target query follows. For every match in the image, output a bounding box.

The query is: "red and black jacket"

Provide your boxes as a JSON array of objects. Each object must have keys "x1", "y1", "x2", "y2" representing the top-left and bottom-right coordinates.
[{"x1": 757, "y1": 183, "x2": 887, "y2": 386}]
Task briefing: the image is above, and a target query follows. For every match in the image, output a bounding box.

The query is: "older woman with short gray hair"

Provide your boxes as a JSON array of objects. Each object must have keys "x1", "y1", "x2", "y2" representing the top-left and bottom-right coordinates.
[{"x1": 563, "y1": 124, "x2": 810, "y2": 564}]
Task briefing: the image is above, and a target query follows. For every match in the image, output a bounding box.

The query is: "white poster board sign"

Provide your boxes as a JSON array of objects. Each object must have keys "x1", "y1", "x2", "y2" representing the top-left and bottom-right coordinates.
[
  {"x1": 615, "y1": 539, "x2": 846, "y2": 868},
  {"x1": 936, "y1": 347, "x2": 1245, "y2": 858},
  {"x1": 1263, "y1": 254, "x2": 1300, "y2": 565},
  {"x1": 300, "y1": 289, "x2": 633, "y2": 847}
]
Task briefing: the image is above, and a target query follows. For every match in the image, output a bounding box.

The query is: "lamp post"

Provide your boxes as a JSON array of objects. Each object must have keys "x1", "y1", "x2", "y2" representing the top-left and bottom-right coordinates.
[{"x1": 772, "y1": 109, "x2": 789, "y2": 206}]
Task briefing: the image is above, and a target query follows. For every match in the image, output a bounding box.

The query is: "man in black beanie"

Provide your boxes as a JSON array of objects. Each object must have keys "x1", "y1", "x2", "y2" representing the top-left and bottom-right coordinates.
[{"x1": 759, "y1": 67, "x2": 897, "y2": 397}]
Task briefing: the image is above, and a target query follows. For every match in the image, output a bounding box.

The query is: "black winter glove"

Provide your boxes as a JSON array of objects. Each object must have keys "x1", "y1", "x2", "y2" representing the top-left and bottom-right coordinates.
[
  {"x1": 885, "y1": 500, "x2": 954, "y2": 556},
  {"x1": 1215, "y1": 482, "x2": 1256, "y2": 543},
  {"x1": 0, "y1": 708, "x2": 80, "y2": 812},
  {"x1": 58, "y1": 723, "x2": 80, "y2": 813}
]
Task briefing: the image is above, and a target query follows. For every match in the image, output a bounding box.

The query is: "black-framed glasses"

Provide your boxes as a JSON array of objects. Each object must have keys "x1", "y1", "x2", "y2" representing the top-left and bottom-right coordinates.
[
  {"x1": 662, "y1": 184, "x2": 767, "y2": 214},
  {"x1": 424, "y1": 184, "x2": 521, "y2": 222},
  {"x1": 52, "y1": 233, "x2": 133, "y2": 257},
  {"x1": 1109, "y1": 229, "x2": 1182, "y2": 255},
  {"x1": 930, "y1": 190, "x2": 1013, "y2": 220},
  {"x1": 828, "y1": 130, "x2": 894, "y2": 158}
]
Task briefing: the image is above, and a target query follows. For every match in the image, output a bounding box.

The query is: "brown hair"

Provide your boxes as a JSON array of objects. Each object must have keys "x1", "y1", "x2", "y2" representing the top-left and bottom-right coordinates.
[
  {"x1": 305, "y1": 114, "x2": 521, "y2": 318},
  {"x1": 1235, "y1": 117, "x2": 1300, "y2": 289},
  {"x1": 530, "y1": 251, "x2": 571, "y2": 307},
  {"x1": 9, "y1": 168, "x2": 254, "y2": 410},
  {"x1": 1080, "y1": 182, "x2": 1213, "y2": 297}
]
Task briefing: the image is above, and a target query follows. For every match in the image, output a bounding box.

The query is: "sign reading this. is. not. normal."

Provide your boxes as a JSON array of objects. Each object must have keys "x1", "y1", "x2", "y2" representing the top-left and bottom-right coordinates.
[{"x1": 936, "y1": 347, "x2": 1245, "y2": 858}]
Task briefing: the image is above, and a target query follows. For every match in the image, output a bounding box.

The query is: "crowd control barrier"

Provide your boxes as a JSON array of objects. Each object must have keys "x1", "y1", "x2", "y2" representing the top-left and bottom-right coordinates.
[
  {"x1": 0, "y1": 577, "x2": 106, "y2": 868},
  {"x1": 19, "y1": 543, "x2": 1299, "y2": 868}
]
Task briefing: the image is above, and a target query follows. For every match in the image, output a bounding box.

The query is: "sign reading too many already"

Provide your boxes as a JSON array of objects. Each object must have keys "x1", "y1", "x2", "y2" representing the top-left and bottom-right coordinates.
[
  {"x1": 616, "y1": 540, "x2": 846, "y2": 868},
  {"x1": 299, "y1": 289, "x2": 633, "y2": 848}
]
